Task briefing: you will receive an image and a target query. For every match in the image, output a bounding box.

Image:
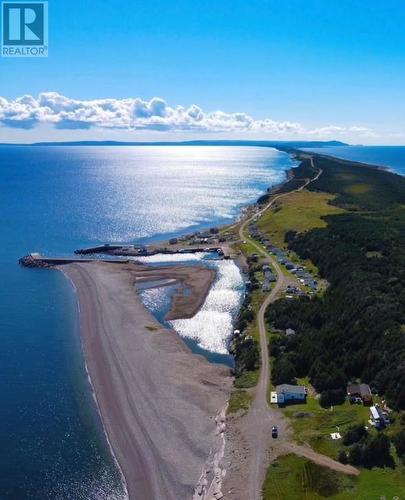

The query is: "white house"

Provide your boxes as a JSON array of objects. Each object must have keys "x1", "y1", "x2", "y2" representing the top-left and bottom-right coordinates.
[
  {"x1": 370, "y1": 405, "x2": 390, "y2": 429},
  {"x1": 276, "y1": 384, "x2": 307, "y2": 404}
]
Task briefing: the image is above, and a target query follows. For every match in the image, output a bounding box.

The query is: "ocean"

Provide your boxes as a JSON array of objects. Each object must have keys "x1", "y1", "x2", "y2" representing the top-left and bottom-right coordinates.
[
  {"x1": 303, "y1": 145, "x2": 405, "y2": 175},
  {"x1": 0, "y1": 145, "x2": 293, "y2": 499}
]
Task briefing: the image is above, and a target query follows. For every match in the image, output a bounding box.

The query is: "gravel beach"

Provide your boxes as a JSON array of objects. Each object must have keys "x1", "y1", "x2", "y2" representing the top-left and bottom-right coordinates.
[{"x1": 61, "y1": 261, "x2": 232, "y2": 500}]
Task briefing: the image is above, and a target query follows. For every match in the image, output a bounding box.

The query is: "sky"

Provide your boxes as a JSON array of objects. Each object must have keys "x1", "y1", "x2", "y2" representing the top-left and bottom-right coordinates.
[{"x1": 0, "y1": 0, "x2": 404, "y2": 144}]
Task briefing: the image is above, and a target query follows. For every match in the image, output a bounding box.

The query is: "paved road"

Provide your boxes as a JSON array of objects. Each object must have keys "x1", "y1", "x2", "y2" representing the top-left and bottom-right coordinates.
[{"x1": 236, "y1": 157, "x2": 357, "y2": 500}]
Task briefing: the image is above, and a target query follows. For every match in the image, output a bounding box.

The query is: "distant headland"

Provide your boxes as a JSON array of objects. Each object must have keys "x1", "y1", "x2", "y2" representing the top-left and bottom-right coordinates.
[{"x1": 0, "y1": 139, "x2": 348, "y2": 148}]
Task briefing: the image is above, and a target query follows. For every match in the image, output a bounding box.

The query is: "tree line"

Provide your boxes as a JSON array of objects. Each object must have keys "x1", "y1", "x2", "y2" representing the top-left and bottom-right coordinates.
[{"x1": 267, "y1": 155, "x2": 405, "y2": 410}]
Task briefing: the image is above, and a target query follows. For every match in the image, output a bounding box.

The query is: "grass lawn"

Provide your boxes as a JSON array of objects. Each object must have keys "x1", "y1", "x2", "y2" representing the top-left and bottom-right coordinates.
[
  {"x1": 282, "y1": 397, "x2": 371, "y2": 459},
  {"x1": 237, "y1": 239, "x2": 260, "y2": 256},
  {"x1": 257, "y1": 190, "x2": 344, "y2": 249},
  {"x1": 234, "y1": 369, "x2": 259, "y2": 389},
  {"x1": 345, "y1": 183, "x2": 372, "y2": 195},
  {"x1": 240, "y1": 229, "x2": 268, "y2": 257},
  {"x1": 227, "y1": 390, "x2": 252, "y2": 414},
  {"x1": 250, "y1": 288, "x2": 265, "y2": 310},
  {"x1": 262, "y1": 454, "x2": 405, "y2": 500}
]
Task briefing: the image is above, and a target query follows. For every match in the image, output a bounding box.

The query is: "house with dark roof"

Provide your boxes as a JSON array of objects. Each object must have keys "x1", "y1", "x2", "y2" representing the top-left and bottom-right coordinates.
[{"x1": 347, "y1": 383, "x2": 373, "y2": 405}]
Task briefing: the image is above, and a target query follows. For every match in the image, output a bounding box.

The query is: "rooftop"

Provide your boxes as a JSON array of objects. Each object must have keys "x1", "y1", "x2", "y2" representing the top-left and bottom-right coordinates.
[
  {"x1": 276, "y1": 384, "x2": 306, "y2": 394},
  {"x1": 347, "y1": 383, "x2": 371, "y2": 396}
]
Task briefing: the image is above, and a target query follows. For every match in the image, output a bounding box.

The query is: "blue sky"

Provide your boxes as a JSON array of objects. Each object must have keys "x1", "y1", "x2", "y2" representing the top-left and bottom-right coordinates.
[{"x1": 0, "y1": 0, "x2": 404, "y2": 143}]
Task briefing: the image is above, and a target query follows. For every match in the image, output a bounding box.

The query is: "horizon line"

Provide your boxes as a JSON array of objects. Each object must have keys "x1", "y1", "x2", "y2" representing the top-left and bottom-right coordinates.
[{"x1": 0, "y1": 139, "x2": 353, "y2": 147}]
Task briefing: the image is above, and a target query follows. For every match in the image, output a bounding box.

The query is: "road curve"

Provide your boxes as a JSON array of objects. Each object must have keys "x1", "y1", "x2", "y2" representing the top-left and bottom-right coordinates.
[
  {"x1": 237, "y1": 155, "x2": 322, "y2": 413},
  {"x1": 236, "y1": 157, "x2": 357, "y2": 500}
]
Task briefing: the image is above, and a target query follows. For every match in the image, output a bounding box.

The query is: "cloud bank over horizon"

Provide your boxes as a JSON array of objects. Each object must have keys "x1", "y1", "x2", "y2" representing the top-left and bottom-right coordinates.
[{"x1": 0, "y1": 92, "x2": 373, "y2": 139}]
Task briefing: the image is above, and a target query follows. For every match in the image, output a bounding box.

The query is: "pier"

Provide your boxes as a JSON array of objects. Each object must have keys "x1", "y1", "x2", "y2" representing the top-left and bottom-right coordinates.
[
  {"x1": 19, "y1": 253, "x2": 129, "y2": 268},
  {"x1": 74, "y1": 244, "x2": 126, "y2": 255},
  {"x1": 20, "y1": 242, "x2": 233, "y2": 269},
  {"x1": 74, "y1": 243, "x2": 232, "y2": 259}
]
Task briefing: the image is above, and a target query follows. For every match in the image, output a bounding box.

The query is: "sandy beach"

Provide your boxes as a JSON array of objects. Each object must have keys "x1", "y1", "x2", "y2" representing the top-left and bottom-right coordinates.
[{"x1": 61, "y1": 261, "x2": 232, "y2": 500}]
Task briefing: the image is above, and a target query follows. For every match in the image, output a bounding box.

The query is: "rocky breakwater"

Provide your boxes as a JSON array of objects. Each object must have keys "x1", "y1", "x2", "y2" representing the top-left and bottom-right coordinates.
[{"x1": 19, "y1": 254, "x2": 52, "y2": 268}]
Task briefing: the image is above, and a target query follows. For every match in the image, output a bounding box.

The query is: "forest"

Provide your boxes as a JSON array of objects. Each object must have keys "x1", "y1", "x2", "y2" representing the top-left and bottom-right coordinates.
[{"x1": 268, "y1": 154, "x2": 405, "y2": 410}]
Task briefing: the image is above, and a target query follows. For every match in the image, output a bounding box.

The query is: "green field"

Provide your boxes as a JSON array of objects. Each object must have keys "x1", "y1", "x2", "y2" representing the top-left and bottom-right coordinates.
[
  {"x1": 345, "y1": 183, "x2": 372, "y2": 195},
  {"x1": 278, "y1": 393, "x2": 405, "y2": 497},
  {"x1": 282, "y1": 396, "x2": 371, "y2": 458},
  {"x1": 227, "y1": 390, "x2": 252, "y2": 414},
  {"x1": 237, "y1": 239, "x2": 261, "y2": 256},
  {"x1": 257, "y1": 190, "x2": 344, "y2": 249},
  {"x1": 234, "y1": 369, "x2": 259, "y2": 388},
  {"x1": 263, "y1": 454, "x2": 405, "y2": 500}
]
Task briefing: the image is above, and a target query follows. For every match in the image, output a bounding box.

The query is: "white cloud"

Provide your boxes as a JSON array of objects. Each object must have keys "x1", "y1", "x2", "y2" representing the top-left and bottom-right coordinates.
[{"x1": 0, "y1": 92, "x2": 374, "y2": 138}]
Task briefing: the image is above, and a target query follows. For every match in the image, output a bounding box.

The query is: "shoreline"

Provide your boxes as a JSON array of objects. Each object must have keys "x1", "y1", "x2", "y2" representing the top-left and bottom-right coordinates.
[
  {"x1": 75, "y1": 149, "x2": 297, "y2": 253},
  {"x1": 59, "y1": 261, "x2": 231, "y2": 500},
  {"x1": 61, "y1": 268, "x2": 130, "y2": 499},
  {"x1": 301, "y1": 150, "x2": 397, "y2": 174},
  {"x1": 17, "y1": 149, "x2": 298, "y2": 498}
]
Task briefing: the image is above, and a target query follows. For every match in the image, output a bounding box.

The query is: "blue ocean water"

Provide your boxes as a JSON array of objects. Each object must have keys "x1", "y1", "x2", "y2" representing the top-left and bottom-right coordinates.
[
  {"x1": 0, "y1": 145, "x2": 293, "y2": 499},
  {"x1": 303, "y1": 145, "x2": 405, "y2": 175}
]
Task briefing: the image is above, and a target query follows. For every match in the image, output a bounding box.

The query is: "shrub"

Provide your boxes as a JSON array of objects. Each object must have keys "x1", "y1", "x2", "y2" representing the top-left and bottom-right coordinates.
[
  {"x1": 348, "y1": 444, "x2": 362, "y2": 465},
  {"x1": 319, "y1": 388, "x2": 346, "y2": 408},
  {"x1": 361, "y1": 434, "x2": 393, "y2": 468},
  {"x1": 343, "y1": 424, "x2": 368, "y2": 446},
  {"x1": 231, "y1": 336, "x2": 260, "y2": 375},
  {"x1": 272, "y1": 357, "x2": 296, "y2": 385},
  {"x1": 393, "y1": 430, "x2": 405, "y2": 459},
  {"x1": 348, "y1": 434, "x2": 394, "y2": 468},
  {"x1": 338, "y1": 450, "x2": 348, "y2": 464}
]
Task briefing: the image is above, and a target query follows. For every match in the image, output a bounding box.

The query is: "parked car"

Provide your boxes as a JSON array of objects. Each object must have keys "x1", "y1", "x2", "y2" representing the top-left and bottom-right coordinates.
[
  {"x1": 271, "y1": 426, "x2": 278, "y2": 438},
  {"x1": 349, "y1": 396, "x2": 363, "y2": 405}
]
